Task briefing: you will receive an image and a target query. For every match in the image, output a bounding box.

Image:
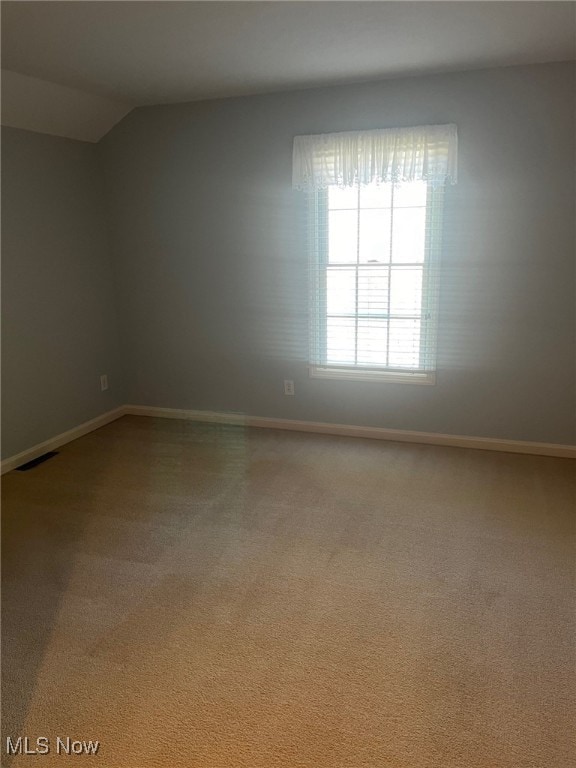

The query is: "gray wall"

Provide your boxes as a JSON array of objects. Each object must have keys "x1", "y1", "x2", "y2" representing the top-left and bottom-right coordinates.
[
  {"x1": 100, "y1": 61, "x2": 575, "y2": 445},
  {"x1": 2, "y1": 127, "x2": 124, "y2": 459},
  {"x1": 4, "y1": 62, "x2": 574, "y2": 458}
]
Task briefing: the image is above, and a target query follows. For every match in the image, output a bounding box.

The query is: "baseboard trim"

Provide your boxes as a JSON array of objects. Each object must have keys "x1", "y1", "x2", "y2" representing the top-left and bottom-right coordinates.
[
  {"x1": 4, "y1": 404, "x2": 572, "y2": 471},
  {"x1": 1, "y1": 406, "x2": 127, "y2": 475},
  {"x1": 124, "y1": 405, "x2": 576, "y2": 459}
]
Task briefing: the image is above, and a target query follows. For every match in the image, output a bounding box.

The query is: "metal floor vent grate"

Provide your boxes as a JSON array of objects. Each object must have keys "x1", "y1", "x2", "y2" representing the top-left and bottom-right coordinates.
[{"x1": 16, "y1": 451, "x2": 59, "y2": 471}]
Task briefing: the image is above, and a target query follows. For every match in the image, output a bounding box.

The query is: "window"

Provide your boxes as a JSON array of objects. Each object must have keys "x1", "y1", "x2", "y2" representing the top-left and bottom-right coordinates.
[
  {"x1": 308, "y1": 179, "x2": 444, "y2": 383},
  {"x1": 293, "y1": 123, "x2": 457, "y2": 384}
]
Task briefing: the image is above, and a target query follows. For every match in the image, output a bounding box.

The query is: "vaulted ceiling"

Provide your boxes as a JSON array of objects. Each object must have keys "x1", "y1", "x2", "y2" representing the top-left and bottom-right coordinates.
[{"x1": 2, "y1": 1, "x2": 575, "y2": 142}]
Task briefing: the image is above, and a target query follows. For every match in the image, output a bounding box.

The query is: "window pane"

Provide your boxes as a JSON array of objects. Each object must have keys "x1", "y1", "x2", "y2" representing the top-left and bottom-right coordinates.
[
  {"x1": 311, "y1": 180, "x2": 439, "y2": 377},
  {"x1": 359, "y1": 209, "x2": 391, "y2": 263},
  {"x1": 360, "y1": 183, "x2": 392, "y2": 209},
  {"x1": 326, "y1": 268, "x2": 356, "y2": 315},
  {"x1": 388, "y1": 319, "x2": 421, "y2": 368},
  {"x1": 357, "y1": 319, "x2": 388, "y2": 366},
  {"x1": 389, "y1": 266, "x2": 423, "y2": 316},
  {"x1": 326, "y1": 317, "x2": 355, "y2": 364},
  {"x1": 328, "y1": 210, "x2": 358, "y2": 263},
  {"x1": 328, "y1": 186, "x2": 358, "y2": 210},
  {"x1": 357, "y1": 265, "x2": 389, "y2": 315},
  {"x1": 391, "y1": 207, "x2": 426, "y2": 263},
  {"x1": 393, "y1": 181, "x2": 427, "y2": 208}
]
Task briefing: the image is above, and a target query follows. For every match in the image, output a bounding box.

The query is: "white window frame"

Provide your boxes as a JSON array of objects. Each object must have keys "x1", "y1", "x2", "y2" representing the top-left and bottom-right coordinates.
[{"x1": 307, "y1": 181, "x2": 444, "y2": 385}]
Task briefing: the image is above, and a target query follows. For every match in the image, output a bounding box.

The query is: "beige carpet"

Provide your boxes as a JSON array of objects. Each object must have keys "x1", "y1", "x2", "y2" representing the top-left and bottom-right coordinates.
[{"x1": 2, "y1": 415, "x2": 575, "y2": 767}]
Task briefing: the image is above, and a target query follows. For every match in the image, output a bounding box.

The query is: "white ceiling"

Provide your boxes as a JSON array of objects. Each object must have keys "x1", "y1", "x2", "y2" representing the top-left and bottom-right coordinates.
[
  {"x1": 1, "y1": 70, "x2": 132, "y2": 143},
  {"x1": 2, "y1": 1, "x2": 575, "y2": 141}
]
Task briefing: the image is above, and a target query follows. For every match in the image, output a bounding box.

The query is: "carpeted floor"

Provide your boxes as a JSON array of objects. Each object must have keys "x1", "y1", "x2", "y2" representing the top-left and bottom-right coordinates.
[{"x1": 2, "y1": 415, "x2": 575, "y2": 767}]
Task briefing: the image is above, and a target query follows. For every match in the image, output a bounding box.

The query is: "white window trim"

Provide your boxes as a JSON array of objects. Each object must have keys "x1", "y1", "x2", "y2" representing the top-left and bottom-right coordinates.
[
  {"x1": 307, "y1": 183, "x2": 444, "y2": 386},
  {"x1": 309, "y1": 365, "x2": 436, "y2": 385}
]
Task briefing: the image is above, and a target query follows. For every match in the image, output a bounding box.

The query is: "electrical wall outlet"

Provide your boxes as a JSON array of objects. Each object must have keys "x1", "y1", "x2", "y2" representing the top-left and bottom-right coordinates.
[
  {"x1": 284, "y1": 379, "x2": 295, "y2": 396},
  {"x1": 100, "y1": 374, "x2": 109, "y2": 392}
]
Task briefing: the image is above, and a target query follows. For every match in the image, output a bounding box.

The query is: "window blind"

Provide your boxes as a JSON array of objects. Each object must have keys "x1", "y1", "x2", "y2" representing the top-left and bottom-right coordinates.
[
  {"x1": 296, "y1": 124, "x2": 456, "y2": 383},
  {"x1": 307, "y1": 180, "x2": 444, "y2": 382}
]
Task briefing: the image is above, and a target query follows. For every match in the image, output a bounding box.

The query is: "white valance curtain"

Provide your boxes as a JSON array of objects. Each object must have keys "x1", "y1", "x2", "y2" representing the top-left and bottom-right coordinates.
[{"x1": 292, "y1": 123, "x2": 458, "y2": 191}]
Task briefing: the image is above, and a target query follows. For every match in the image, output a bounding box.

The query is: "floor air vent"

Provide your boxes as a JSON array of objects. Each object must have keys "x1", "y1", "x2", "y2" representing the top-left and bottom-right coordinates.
[{"x1": 16, "y1": 451, "x2": 59, "y2": 471}]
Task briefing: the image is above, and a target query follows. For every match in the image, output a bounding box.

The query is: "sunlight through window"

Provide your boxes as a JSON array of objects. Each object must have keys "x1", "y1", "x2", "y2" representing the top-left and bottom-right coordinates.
[{"x1": 309, "y1": 180, "x2": 443, "y2": 384}]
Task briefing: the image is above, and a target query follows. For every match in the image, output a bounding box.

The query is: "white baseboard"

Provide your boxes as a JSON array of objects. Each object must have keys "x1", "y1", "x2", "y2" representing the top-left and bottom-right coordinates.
[
  {"x1": 3, "y1": 404, "x2": 573, "y2": 472},
  {"x1": 1, "y1": 406, "x2": 127, "y2": 475},
  {"x1": 124, "y1": 405, "x2": 576, "y2": 459}
]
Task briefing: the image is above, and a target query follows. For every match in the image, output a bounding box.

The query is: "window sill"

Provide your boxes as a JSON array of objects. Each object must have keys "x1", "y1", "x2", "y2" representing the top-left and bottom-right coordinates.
[{"x1": 309, "y1": 366, "x2": 436, "y2": 385}]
